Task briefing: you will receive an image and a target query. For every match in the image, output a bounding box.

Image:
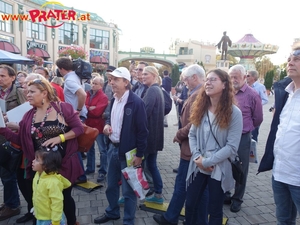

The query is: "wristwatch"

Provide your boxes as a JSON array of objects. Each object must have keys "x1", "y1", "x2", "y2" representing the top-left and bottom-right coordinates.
[{"x1": 77, "y1": 108, "x2": 82, "y2": 112}]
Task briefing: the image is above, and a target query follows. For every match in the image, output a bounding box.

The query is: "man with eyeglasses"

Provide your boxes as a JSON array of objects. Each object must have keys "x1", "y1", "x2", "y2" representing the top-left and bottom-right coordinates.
[
  {"x1": 259, "y1": 47, "x2": 300, "y2": 224},
  {"x1": 132, "y1": 62, "x2": 148, "y2": 98},
  {"x1": 0, "y1": 65, "x2": 26, "y2": 221},
  {"x1": 227, "y1": 64, "x2": 263, "y2": 213},
  {"x1": 246, "y1": 70, "x2": 268, "y2": 142}
]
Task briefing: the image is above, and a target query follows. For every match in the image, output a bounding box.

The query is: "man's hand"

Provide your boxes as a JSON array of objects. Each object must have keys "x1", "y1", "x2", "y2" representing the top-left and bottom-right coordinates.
[
  {"x1": 131, "y1": 156, "x2": 142, "y2": 167},
  {"x1": 173, "y1": 136, "x2": 181, "y2": 144},
  {"x1": 103, "y1": 125, "x2": 112, "y2": 136}
]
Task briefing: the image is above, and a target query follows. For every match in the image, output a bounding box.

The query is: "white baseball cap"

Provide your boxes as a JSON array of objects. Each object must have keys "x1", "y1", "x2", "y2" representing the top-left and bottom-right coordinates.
[{"x1": 108, "y1": 67, "x2": 131, "y2": 81}]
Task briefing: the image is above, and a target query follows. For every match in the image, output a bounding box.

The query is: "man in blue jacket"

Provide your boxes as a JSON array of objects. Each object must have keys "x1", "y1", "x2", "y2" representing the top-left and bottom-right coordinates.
[{"x1": 94, "y1": 67, "x2": 148, "y2": 225}]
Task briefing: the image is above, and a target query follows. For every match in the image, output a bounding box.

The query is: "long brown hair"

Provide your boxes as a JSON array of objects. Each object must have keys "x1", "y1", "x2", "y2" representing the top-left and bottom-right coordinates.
[{"x1": 189, "y1": 69, "x2": 235, "y2": 129}]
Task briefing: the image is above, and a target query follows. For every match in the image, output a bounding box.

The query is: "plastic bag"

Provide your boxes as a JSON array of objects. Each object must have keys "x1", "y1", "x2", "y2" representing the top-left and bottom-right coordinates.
[{"x1": 121, "y1": 166, "x2": 149, "y2": 200}]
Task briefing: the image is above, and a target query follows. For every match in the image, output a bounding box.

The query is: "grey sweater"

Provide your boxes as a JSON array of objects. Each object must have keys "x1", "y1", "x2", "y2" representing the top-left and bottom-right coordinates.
[{"x1": 187, "y1": 105, "x2": 243, "y2": 192}]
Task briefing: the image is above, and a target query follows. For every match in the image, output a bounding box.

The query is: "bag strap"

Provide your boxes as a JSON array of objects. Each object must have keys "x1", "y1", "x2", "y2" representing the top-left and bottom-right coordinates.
[{"x1": 207, "y1": 111, "x2": 232, "y2": 163}]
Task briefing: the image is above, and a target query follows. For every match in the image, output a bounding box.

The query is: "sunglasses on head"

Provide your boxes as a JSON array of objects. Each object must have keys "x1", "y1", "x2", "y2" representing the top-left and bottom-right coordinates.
[{"x1": 291, "y1": 49, "x2": 300, "y2": 56}]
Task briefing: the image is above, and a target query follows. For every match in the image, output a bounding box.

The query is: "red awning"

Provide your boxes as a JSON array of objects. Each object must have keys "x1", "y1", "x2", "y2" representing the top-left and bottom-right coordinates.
[
  {"x1": 90, "y1": 55, "x2": 109, "y2": 63},
  {"x1": 27, "y1": 48, "x2": 50, "y2": 58},
  {"x1": 0, "y1": 41, "x2": 20, "y2": 54}
]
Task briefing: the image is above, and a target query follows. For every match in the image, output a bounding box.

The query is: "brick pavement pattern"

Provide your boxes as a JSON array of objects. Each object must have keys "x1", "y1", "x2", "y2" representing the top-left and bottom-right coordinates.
[{"x1": 1, "y1": 95, "x2": 300, "y2": 225}]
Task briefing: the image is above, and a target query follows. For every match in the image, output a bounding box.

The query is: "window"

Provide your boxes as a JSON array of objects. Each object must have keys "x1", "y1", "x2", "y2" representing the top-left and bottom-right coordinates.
[
  {"x1": 26, "y1": 21, "x2": 46, "y2": 41},
  {"x1": 188, "y1": 49, "x2": 193, "y2": 55},
  {"x1": 0, "y1": 1, "x2": 13, "y2": 33},
  {"x1": 179, "y1": 47, "x2": 188, "y2": 55},
  {"x1": 58, "y1": 22, "x2": 78, "y2": 45},
  {"x1": 90, "y1": 28, "x2": 109, "y2": 50}
]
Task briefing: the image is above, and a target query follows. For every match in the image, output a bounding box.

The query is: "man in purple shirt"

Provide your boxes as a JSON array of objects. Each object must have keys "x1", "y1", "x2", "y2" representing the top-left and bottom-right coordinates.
[{"x1": 227, "y1": 64, "x2": 263, "y2": 212}]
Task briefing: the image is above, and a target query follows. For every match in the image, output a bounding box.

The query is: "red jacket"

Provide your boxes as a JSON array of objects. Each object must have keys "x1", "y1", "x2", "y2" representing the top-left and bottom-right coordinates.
[
  {"x1": 85, "y1": 89, "x2": 108, "y2": 134},
  {"x1": 51, "y1": 82, "x2": 65, "y2": 102}
]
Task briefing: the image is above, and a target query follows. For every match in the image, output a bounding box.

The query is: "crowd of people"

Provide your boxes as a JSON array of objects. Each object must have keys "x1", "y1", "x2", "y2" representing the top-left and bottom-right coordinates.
[{"x1": 0, "y1": 45, "x2": 299, "y2": 225}]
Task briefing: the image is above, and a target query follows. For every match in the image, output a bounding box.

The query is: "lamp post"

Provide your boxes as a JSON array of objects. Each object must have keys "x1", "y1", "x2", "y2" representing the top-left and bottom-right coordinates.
[
  {"x1": 70, "y1": 7, "x2": 74, "y2": 45},
  {"x1": 51, "y1": 17, "x2": 56, "y2": 63}
]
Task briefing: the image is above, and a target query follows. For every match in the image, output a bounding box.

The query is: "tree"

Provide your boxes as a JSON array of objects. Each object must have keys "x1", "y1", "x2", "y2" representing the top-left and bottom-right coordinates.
[
  {"x1": 264, "y1": 70, "x2": 274, "y2": 90},
  {"x1": 197, "y1": 61, "x2": 206, "y2": 72},
  {"x1": 255, "y1": 56, "x2": 275, "y2": 79},
  {"x1": 279, "y1": 69, "x2": 287, "y2": 80},
  {"x1": 171, "y1": 64, "x2": 180, "y2": 87}
]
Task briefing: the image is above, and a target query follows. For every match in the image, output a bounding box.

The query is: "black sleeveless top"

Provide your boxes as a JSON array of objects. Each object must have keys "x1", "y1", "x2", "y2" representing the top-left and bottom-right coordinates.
[{"x1": 32, "y1": 116, "x2": 70, "y2": 158}]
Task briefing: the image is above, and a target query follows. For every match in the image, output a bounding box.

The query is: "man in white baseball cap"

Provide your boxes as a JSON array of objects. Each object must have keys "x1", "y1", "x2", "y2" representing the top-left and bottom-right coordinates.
[
  {"x1": 107, "y1": 67, "x2": 131, "y2": 81},
  {"x1": 94, "y1": 66, "x2": 149, "y2": 224}
]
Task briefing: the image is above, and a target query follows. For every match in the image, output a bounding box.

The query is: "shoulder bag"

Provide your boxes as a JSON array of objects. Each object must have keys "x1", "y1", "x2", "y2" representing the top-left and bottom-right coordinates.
[
  {"x1": 207, "y1": 111, "x2": 244, "y2": 185},
  {"x1": 52, "y1": 102, "x2": 99, "y2": 152}
]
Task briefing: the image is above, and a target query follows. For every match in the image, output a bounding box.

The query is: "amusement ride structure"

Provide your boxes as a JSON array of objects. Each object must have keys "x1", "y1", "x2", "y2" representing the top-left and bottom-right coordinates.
[{"x1": 227, "y1": 33, "x2": 278, "y2": 71}]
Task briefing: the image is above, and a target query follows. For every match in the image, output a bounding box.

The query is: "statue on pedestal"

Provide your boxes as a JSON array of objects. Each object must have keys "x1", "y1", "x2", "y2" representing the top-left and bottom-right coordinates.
[{"x1": 216, "y1": 31, "x2": 232, "y2": 60}]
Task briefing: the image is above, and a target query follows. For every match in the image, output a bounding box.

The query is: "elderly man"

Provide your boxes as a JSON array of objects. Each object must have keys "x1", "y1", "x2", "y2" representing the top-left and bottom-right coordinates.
[
  {"x1": 153, "y1": 64, "x2": 208, "y2": 225},
  {"x1": 227, "y1": 64, "x2": 263, "y2": 212},
  {"x1": 259, "y1": 47, "x2": 300, "y2": 224},
  {"x1": 247, "y1": 70, "x2": 268, "y2": 142},
  {"x1": 0, "y1": 65, "x2": 26, "y2": 221},
  {"x1": 94, "y1": 67, "x2": 148, "y2": 225}
]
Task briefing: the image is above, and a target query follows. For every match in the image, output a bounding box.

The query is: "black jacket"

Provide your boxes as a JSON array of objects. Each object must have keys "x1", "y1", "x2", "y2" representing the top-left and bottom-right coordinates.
[{"x1": 258, "y1": 77, "x2": 292, "y2": 173}]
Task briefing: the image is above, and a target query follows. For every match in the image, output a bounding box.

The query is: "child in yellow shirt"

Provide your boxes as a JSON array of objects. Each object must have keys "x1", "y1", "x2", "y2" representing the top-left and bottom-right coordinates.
[{"x1": 32, "y1": 145, "x2": 71, "y2": 225}]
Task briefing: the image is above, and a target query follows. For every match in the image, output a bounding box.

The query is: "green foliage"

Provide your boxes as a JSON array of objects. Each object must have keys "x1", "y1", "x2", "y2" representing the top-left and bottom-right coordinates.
[
  {"x1": 171, "y1": 64, "x2": 180, "y2": 87},
  {"x1": 279, "y1": 69, "x2": 287, "y2": 80},
  {"x1": 264, "y1": 70, "x2": 274, "y2": 90}
]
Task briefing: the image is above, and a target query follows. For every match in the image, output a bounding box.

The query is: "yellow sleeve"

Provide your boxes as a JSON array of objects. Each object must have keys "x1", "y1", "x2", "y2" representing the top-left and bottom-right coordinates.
[
  {"x1": 47, "y1": 179, "x2": 64, "y2": 223},
  {"x1": 52, "y1": 221, "x2": 60, "y2": 225}
]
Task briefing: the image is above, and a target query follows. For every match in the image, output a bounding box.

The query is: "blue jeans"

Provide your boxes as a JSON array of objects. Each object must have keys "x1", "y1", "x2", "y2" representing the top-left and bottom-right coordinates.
[
  {"x1": 105, "y1": 144, "x2": 137, "y2": 225},
  {"x1": 145, "y1": 153, "x2": 163, "y2": 194},
  {"x1": 86, "y1": 134, "x2": 107, "y2": 175},
  {"x1": 251, "y1": 126, "x2": 260, "y2": 142},
  {"x1": 77, "y1": 152, "x2": 87, "y2": 181},
  {"x1": 0, "y1": 167, "x2": 20, "y2": 208},
  {"x1": 272, "y1": 176, "x2": 300, "y2": 225},
  {"x1": 185, "y1": 172, "x2": 222, "y2": 225},
  {"x1": 164, "y1": 158, "x2": 208, "y2": 224}
]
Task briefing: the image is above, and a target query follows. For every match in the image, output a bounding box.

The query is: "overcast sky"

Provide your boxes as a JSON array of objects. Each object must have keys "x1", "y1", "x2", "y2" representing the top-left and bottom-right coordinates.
[{"x1": 59, "y1": 0, "x2": 300, "y2": 65}]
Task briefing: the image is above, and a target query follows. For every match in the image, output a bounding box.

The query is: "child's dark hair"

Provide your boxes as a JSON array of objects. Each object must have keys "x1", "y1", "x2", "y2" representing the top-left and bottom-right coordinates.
[{"x1": 36, "y1": 146, "x2": 62, "y2": 174}]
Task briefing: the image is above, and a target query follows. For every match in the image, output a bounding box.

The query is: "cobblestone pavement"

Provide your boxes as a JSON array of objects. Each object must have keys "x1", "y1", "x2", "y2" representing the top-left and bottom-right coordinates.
[{"x1": 1, "y1": 95, "x2": 300, "y2": 225}]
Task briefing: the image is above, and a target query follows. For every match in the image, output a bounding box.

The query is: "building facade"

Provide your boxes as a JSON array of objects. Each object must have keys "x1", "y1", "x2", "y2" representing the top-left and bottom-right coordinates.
[{"x1": 0, "y1": 0, "x2": 119, "y2": 69}]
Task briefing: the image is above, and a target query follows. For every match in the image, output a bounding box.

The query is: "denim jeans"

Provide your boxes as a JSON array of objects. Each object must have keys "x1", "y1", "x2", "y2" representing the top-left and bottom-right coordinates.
[
  {"x1": 77, "y1": 152, "x2": 87, "y2": 181},
  {"x1": 105, "y1": 143, "x2": 137, "y2": 225},
  {"x1": 0, "y1": 167, "x2": 20, "y2": 208},
  {"x1": 86, "y1": 134, "x2": 107, "y2": 175},
  {"x1": 272, "y1": 176, "x2": 300, "y2": 225},
  {"x1": 185, "y1": 172, "x2": 223, "y2": 225},
  {"x1": 145, "y1": 153, "x2": 163, "y2": 194},
  {"x1": 251, "y1": 126, "x2": 260, "y2": 142},
  {"x1": 164, "y1": 158, "x2": 208, "y2": 224}
]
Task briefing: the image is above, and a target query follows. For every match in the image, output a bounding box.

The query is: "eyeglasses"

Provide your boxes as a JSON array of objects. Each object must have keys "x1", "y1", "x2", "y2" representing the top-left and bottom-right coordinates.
[
  {"x1": 17, "y1": 74, "x2": 25, "y2": 78},
  {"x1": 291, "y1": 49, "x2": 300, "y2": 56},
  {"x1": 135, "y1": 68, "x2": 143, "y2": 72},
  {"x1": 204, "y1": 77, "x2": 220, "y2": 83}
]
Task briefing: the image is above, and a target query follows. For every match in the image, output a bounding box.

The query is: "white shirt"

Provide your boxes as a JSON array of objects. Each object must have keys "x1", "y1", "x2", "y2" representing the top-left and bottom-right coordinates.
[
  {"x1": 109, "y1": 90, "x2": 129, "y2": 143},
  {"x1": 273, "y1": 82, "x2": 300, "y2": 186}
]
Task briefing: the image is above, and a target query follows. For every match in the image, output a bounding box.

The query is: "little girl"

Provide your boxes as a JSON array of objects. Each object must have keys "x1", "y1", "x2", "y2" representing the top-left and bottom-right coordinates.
[{"x1": 32, "y1": 145, "x2": 71, "y2": 225}]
